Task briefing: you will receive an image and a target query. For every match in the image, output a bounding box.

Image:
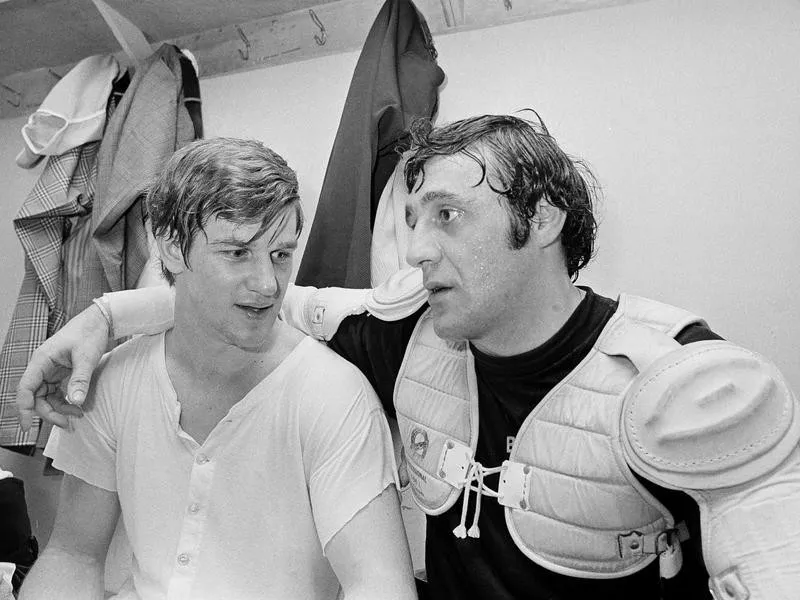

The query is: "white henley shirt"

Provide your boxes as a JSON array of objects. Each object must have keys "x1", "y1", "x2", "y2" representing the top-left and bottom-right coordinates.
[{"x1": 46, "y1": 333, "x2": 397, "y2": 600}]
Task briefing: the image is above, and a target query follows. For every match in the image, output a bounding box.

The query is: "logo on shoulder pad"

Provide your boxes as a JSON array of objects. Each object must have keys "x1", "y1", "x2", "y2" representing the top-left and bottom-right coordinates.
[
  {"x1": 312, "y1": 305, "x2": 326, "y2": 325},
  {"x1": 409, "y1": 428, "x2": 429, "y2": 460}
]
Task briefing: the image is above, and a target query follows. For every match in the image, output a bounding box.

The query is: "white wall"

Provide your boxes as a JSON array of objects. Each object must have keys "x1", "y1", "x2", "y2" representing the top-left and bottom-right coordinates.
[{"x1": 2, "y1": 0, "x2": 798, "y2": 395}]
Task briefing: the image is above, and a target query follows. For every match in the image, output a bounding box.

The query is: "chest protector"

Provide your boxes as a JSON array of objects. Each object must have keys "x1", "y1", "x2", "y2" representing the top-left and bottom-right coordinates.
[{"x1": 394, "y1": 294, "x2": 704, "y2": 579}]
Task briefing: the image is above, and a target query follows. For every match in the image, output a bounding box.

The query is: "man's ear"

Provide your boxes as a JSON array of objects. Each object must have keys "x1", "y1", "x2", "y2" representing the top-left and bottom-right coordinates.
[
  {"x1": 156, "y1": 236, "x2": 187, "y2": 277},
  {"x1": 531, "y1": 198, "x2": 566, "y2": 249}
]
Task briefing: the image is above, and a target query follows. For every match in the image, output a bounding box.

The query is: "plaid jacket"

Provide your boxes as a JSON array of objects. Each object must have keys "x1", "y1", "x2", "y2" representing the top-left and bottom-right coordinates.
[{"x1": 0, "y1": 143, "x2": 104, "y2": 446}]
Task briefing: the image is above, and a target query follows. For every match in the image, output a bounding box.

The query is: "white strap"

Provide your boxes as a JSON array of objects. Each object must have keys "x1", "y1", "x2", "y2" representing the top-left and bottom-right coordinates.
[{"x1": 448, "y1": 456, "x2": 501, "y2": 540}]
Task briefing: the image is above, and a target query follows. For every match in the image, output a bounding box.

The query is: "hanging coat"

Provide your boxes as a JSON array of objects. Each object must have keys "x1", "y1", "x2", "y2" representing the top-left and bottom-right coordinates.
[
  {"x1": 92, "y1": 44, "x2": 201, "y2": 292},
  {"x1": 0, "y1": 143, "x2": 102, "y2": 446},
  {"x1": 296, "y1": 0, "x2": 444, "y2": 288}
]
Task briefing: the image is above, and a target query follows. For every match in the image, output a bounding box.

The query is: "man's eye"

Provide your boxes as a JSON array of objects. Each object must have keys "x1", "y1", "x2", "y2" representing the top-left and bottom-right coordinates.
[
  {"x1": 272, "y1": 250, "x2": 293, "y2": 263},
  {"x1": 226, "y1": 248, "x2": 249, "y2": 259},
  {"x1": 439, "y1": 209, "x2": 459, "y2": 224}
]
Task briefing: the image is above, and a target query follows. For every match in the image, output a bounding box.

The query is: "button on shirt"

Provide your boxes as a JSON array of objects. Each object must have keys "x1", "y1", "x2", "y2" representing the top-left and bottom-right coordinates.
[{"x1": 46, "y1": 333, "x2": 397, "y2": 600}]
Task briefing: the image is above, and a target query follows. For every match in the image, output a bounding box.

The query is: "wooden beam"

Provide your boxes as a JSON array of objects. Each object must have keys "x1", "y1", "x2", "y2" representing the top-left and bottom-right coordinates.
[
  {"x1": 0, "y1": 0, "x2": 656, "y2": 120},
  {"x1": 167, "y1": 0, "x2": 382, "y2": 79}
]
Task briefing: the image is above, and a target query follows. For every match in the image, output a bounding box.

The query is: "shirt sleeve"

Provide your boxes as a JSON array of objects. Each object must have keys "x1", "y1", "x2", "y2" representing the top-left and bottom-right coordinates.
[
  {"x1": 303, "y1": 381, "x2": 398, "y2": 552},
  {"x1": 43, "y1": 356, "x2": 119, "y2": 492}
]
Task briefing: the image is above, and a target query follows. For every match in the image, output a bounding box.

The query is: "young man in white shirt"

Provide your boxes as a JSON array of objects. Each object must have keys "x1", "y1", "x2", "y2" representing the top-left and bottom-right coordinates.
[{"x1": 19, "y1": 138, "x2": 416, "y2": 600}]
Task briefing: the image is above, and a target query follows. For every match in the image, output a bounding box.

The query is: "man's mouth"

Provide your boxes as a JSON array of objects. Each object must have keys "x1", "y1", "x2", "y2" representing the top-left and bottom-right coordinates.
[
  {"x1": 236, "y1": 304, "x2": 272, "y2": 317},
  {"x1": 426, "y1": 285, "x2": 451, "y2": 296}
]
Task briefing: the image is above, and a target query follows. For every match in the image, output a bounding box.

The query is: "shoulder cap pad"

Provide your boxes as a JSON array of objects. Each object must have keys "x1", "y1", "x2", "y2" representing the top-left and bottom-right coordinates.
[
  {"x1": 621, "y1": 341, "x2": 799, "y2": 489},
  {"x1": 365, "y1": 267, "x2": 427, "y2": 321}
]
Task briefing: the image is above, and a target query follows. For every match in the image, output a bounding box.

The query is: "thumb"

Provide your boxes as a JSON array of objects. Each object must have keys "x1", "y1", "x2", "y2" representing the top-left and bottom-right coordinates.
[
  {"x1": 66, "y1": 353, "x2": 100, "y2": 406},
  {"x1": 66, "y1": 375, "x2": 90, "y2": 406}
]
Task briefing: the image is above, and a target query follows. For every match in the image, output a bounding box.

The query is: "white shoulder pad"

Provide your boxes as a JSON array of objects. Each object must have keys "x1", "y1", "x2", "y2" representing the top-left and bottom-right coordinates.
[
  {"x1": 621, "y1": 341, "x2": 800, "y2": 490},
  {"x1": 106, "y1": 284, "x2": 175, "y2": 339},
  {"x1": 280, "y1": 268, "x2": 426, "y2": 341},
  {"x1": 281, "y1": 284, "x2": 370, "y2": 341},
  {"x1": 364, "y1": 267, "x2": 427, "y2": 321}
]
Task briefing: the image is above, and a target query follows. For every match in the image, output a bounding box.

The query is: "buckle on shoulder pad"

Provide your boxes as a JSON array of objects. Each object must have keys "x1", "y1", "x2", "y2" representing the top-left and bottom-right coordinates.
[
  {"x1": 618, "y1": 522, "x2": 690, "y2": 558},
  {"x1": 497, "y1": 460, "x2": 533, "y2": 510},
  {"x1": 618, "y1": 530, "x2": 646, "y2": 558},
  {"x1": 437, "y1": 439, "x2": 473, "y2": 487}
]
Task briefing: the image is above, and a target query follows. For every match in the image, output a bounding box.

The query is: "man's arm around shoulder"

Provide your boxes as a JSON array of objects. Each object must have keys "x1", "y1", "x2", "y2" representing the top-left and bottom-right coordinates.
[
  {"x1": 19, "y1": 474, "x2": 120, "y2": 600},
  {"x1": 326, "y1": 485, "x2": 417, "y2": 600},
  {"x1": 17, "y1": 285, "x2": 175, "y2": 431}
]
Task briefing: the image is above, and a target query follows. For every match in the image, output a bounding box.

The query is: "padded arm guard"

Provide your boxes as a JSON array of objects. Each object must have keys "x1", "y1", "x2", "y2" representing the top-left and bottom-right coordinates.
[
  {"x1": 620, "y1": 341, "x2": 800, "y2": 599},
  {"x1": 104, "y1": 284, "x2": 175, "y2": 339},
  {"x1": 281, "y1": 267, "x2": 426, "y2": 340}
]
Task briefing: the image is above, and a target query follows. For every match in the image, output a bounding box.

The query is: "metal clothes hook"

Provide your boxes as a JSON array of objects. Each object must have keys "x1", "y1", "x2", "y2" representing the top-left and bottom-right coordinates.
[
  {"x1": 309, "y1": 9, "x2": 327, "y2": 46},
  {"x1": 235, "y1": 25, "x2": 251, "y2": 61},
  {"x1": 0, "y1": 83, "x2": 22, "y2": 107}
]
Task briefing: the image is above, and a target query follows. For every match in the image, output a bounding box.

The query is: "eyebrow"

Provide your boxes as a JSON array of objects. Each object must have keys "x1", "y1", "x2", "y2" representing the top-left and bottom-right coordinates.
[
  {"x1": 417, "y1": 190, "x2": 462, "y2": 206},
  {"x1": 209, "y1": 237, "x2": 298, "y2": 249},
  {"x1": 405, "y1": 190, "x2": 466, "y2": 225}
]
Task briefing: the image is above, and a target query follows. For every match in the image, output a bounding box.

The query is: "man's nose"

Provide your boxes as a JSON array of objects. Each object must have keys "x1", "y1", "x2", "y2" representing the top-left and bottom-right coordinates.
[
  {"x1": 246, "y1": 256, "x2": 279, "y2": 296},
  {"x1": 405, "y1": 223, "x2": 441, "y2": 269}
]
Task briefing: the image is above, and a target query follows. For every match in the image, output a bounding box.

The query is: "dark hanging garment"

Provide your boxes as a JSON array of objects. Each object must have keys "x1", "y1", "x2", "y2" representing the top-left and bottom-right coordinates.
[{"x1": 296, "y1": 0, "x2": 444, "y2": 288}]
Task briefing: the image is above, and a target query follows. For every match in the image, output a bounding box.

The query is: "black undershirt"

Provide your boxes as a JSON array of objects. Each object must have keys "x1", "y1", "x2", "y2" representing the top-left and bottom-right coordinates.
[{"x1": 330, "y1": 288, "x2": 720, "y2": 600}]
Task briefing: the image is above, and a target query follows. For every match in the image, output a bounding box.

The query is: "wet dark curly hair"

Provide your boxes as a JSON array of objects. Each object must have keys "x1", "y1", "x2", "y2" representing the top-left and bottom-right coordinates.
[{"x1": 404, "y1": 112, "x2": 598, "y2": 279}]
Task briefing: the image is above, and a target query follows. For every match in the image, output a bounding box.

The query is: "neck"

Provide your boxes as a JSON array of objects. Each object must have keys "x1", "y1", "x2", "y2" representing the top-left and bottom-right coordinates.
[
  {"x1": 167, "y1": 326, "x2": 264, "y2": 380},
  {"x1": 167, "y1": 301, "x2": 281, "y2": 385},
  {"x1": 472, "y1": 274, "x2": 585, "y2": 358}
]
